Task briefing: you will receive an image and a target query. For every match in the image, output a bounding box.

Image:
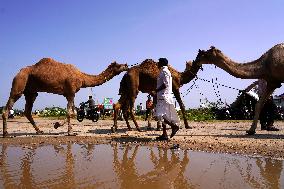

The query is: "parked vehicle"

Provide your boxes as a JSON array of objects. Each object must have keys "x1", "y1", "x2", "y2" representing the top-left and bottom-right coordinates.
[{"x1": 76, "y1": 103, "x2": 99, "y2": 122}]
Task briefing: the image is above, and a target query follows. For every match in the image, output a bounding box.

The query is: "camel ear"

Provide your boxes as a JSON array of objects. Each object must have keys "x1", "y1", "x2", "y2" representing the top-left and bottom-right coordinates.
[{"x1": 186, "y1": 61, "x2": 193, "y2": 69}]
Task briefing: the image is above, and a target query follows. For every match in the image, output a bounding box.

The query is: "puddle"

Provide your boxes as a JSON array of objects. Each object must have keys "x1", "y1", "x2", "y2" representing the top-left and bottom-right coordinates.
[{"x1": 0, "y1": 143, "x2": 283, "y2": 189}]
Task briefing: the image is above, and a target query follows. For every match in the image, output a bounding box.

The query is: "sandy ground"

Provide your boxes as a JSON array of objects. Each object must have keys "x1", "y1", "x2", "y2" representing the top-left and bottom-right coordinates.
[{"x1": 0, "y1": 117, "x2": 284, "y2": 159}]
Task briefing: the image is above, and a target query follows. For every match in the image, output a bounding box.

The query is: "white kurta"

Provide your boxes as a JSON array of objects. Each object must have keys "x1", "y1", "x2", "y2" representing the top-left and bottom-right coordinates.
[{"x1": 155, "y1": 66, "x2": 180, "y2": 124}]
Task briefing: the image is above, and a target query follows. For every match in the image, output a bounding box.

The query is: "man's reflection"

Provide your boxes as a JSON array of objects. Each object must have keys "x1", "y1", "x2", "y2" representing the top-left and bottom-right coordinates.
[
  {"x1": 139, "y1": 147, "x2": 193, "y2": 189},
  {"x1": 112, "y1": 143, "x2": 139, "y2": 189},
  {"x1": 112, "y1": 144, "x2": 192, "y2": 189}
]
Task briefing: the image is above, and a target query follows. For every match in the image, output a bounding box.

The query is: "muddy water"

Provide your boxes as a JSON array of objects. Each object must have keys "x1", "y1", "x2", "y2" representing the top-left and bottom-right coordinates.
[{"x1": 0, "y1": 143, "x2": 283, "y2": 189}]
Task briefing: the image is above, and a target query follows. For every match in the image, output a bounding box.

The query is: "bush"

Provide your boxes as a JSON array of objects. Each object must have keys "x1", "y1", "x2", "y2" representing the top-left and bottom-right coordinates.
[
  {"x1": 180, "y1": 108, "x2": 215, "y2": 121},
  {"x1": 39, "y1": 107, "x2": 67, "y2": 117}
]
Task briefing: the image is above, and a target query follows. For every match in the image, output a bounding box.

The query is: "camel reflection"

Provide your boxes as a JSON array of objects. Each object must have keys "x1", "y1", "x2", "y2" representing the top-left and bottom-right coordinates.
[
  {"x1": 0, "y1": 144, "x2": 17, "y2": 188},
  {"x1": 256, "y1": 158, "x2": 282, "y2": 189},
  {"x1": 61, "y1": 143, "x2": 75, "y2": 188},
  {"x1": 218, "y1": 156, "x2": 283, "y2": 189},
  {"x1": 0, "y1": 144, "x2": 283, "y2": 189},
  {"x1": 0, "y1": 145, "x2": 36, "y2": 188}
]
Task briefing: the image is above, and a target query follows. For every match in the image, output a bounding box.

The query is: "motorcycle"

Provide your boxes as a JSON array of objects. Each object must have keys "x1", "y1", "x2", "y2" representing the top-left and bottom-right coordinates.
[
  {"x1": 77, "y1": 103, "x2": 100, "y2": 122},
  {"x1": 8, "y1": 109, "x2": 15, "y2": 119}
]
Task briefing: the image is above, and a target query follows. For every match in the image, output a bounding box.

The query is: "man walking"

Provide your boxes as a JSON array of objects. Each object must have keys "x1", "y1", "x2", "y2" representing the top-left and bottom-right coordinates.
[{"x1": 154, "y1": 58, "x2": 180, "y2": 140}]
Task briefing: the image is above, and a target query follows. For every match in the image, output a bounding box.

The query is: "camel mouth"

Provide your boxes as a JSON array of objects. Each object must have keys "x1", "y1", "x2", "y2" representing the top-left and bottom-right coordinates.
[{"x1": 123, "y1": 64, "x2": 129, "y2": 71}]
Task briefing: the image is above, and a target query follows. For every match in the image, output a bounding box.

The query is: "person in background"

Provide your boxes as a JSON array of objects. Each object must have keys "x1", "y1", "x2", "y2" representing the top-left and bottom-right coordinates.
[
  {"x1": 84, "y1": 96, "x2": 96, "y2": 116},
  {"x1": 145, "y1": 95, "x2": 154, "y2": 121},
  {"x1": 244, "y1": 79, "x2": 279, "y2": 131},
  {"x1": 153, "y1": 58, "x2": 180, "y2": 140},
  {"x1": 139, "y1": 103, "x2": 144, "y2": 115},
  {"x1": 145, "y1": 95, "x2": 154, "y2": 129}
]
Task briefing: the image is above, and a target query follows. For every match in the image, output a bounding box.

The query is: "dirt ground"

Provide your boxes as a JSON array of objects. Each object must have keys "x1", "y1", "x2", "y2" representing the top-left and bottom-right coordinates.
[{"x1": 0, "y1": 117, "x2": 283, "y2": 159}]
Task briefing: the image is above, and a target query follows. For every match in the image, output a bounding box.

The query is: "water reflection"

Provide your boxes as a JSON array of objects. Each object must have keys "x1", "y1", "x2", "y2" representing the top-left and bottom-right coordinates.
[{"x1": 0, "y1": 143, "x2": 283, "y2": 189}]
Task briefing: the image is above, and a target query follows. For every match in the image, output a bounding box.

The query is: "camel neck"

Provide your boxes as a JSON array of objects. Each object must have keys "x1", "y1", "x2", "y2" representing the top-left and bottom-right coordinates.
[
  {"x1": 81, "y1": 67, "x2": 116, "y2": 88},
  {"x1": 215, "y1": 56, "x2": 264, "y2": 79},
  {"x1": 180, "y1": 65, "x2": 200, "y2": 85}
]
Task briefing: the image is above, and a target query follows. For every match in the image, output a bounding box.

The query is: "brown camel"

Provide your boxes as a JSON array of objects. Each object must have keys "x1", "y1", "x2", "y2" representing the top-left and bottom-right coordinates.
[
  {"x1": 112, "y1": 59, "x2": 201, "y2": 132},
  {"x1": 194, "y1": 44, "x2": 284, "y2": 134},
  {"x1": 2, "y1": 58, "x2": 128, "y2": 137}
]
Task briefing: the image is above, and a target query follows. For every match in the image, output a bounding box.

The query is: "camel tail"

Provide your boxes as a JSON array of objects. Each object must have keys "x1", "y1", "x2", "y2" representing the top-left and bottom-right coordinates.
[{"x1": 2, "y1": 67, "x2": 31, "y2": 136}]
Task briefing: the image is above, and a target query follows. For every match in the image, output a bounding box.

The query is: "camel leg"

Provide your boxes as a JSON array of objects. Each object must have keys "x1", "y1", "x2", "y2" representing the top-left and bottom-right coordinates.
[
  {"x1": 2, "y1": 94, "x2": 22, "y2": 137},
  {"x1": 112, "y1": 102, "x2": 121, "y2": 132},
  {"x1": 173, "y1": 89, "x2": 191, "y2": 129},
  {"x1": 247, "y1": 83, "x2": 277, "y2": 135},
  {"x1": 123, "y1": 108, "x2": 132, "y2": 131},
  {"x1": 129, "y1": 108, "x2": 141, "y2": 132},
  {"x1": 126, "y1": 73, "x2": 141, "y2": 131},
  {"x1": 66, "y1": 96, "x2": 76, "y2": 136},
  {"x1": 24, "y1": 93, "x2": 43, "y2": 134},
  {"x1": 127, "y1": 92, "x2": 141, "y2": 131},
  {"x1": 127, "y1": 91, "x2": 141, "y2": 131}
]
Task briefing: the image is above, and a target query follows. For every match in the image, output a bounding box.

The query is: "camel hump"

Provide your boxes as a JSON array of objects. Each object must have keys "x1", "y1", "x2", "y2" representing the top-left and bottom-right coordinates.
[
  {"x1": 33, "y1": 58, "x2": 61, "y2": 67},
  {"x1": 139, "y1": 59, "x2": 156, "y2": 68},
  {"x1": 36, "y1": 58, "x2": 56, "y2": 65},
  {"x1": 40, "y1": 57, "x2": 54, "y2": 62},
  {"x1": 277, "y1": 43, "x2": 284, "y2": 48}
]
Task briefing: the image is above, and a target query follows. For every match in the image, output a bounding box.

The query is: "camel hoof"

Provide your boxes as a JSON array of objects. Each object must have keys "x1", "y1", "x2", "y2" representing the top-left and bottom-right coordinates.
[
  {"x1": 185, "y1": 126, "x2": 192, "y2": 129},
  {"x1": 67, "y1": 132, "x2": 77, "y2": 136},
  {"x1": 147, "y1": 127, "x2": 152, "y2": 131},
  {"x1": 111, "y1": 127, "x2": 117, "y2": 133},
  {"x1": 3, "y1": 131, "x2": 9, "y2": 138},
  {"x1": 137, "y1": 128, "x2": 142, "y2": 132},
  {"x1": 156, "y1": 135, "x2": 169, "y2": 141},
  {"x1": 54, "y1": 122, "x2": 61, "y2": 129},
  {"x1": 36, "y1": 130, "x2": 44, "y2": 135},
  {"x1": 170, "y1": 126, "x2": 179, "y2": 138},
  {"x1": 246, "y1": 130, "x2": 256, "y2": 135}
]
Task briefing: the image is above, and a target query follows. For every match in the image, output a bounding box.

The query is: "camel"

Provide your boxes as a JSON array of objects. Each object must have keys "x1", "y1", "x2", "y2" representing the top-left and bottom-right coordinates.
[
  {"x1": 2, "y1": 58, "x2": 128, "y2": 137},
  {"x1": 194, "y1": 43, "x2": 284, "y2": 134},
  {"x1": 112, "y1": 59, "x2": 202, "y2": 132}
]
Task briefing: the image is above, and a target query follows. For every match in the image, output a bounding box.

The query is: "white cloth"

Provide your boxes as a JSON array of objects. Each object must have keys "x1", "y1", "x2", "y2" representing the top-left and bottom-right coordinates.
[
  {"x1": 245, "y1": 79, "x2": 267, "y2": 100},
  {"x1": 155, "y1": 66, "x2": 180, "y2": 124},
  {"x1": 246, "y1": 90, "x2": 259, "y2": 101}
]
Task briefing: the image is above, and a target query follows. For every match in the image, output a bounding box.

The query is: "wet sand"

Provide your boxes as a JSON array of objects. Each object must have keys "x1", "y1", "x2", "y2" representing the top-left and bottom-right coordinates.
[{"x1": 0, "y1": 117, "x2": 284, "y2": 159}]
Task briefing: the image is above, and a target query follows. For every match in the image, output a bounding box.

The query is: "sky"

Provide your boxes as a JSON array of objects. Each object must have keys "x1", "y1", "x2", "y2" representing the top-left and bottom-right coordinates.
[{"x1": 0, "y1": 0, "x2": 284, "y2": 110}]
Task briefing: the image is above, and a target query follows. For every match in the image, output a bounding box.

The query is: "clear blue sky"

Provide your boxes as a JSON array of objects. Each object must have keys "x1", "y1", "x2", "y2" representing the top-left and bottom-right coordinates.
[{"x1": 1, "y1": 0, "x2": 284, "y2": 110}]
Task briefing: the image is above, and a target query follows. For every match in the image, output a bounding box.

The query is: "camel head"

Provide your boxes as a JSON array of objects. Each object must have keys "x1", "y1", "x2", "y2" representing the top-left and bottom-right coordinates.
[
  {"x1": 186, "y1": 60, "x2": 203, "y2": 71},
  {"x1": 194, "y1": 46, "x2": 226, "y2": 66},
  {"x1": 108, "y1": 61, "x2": 129, "y2": 74}
]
